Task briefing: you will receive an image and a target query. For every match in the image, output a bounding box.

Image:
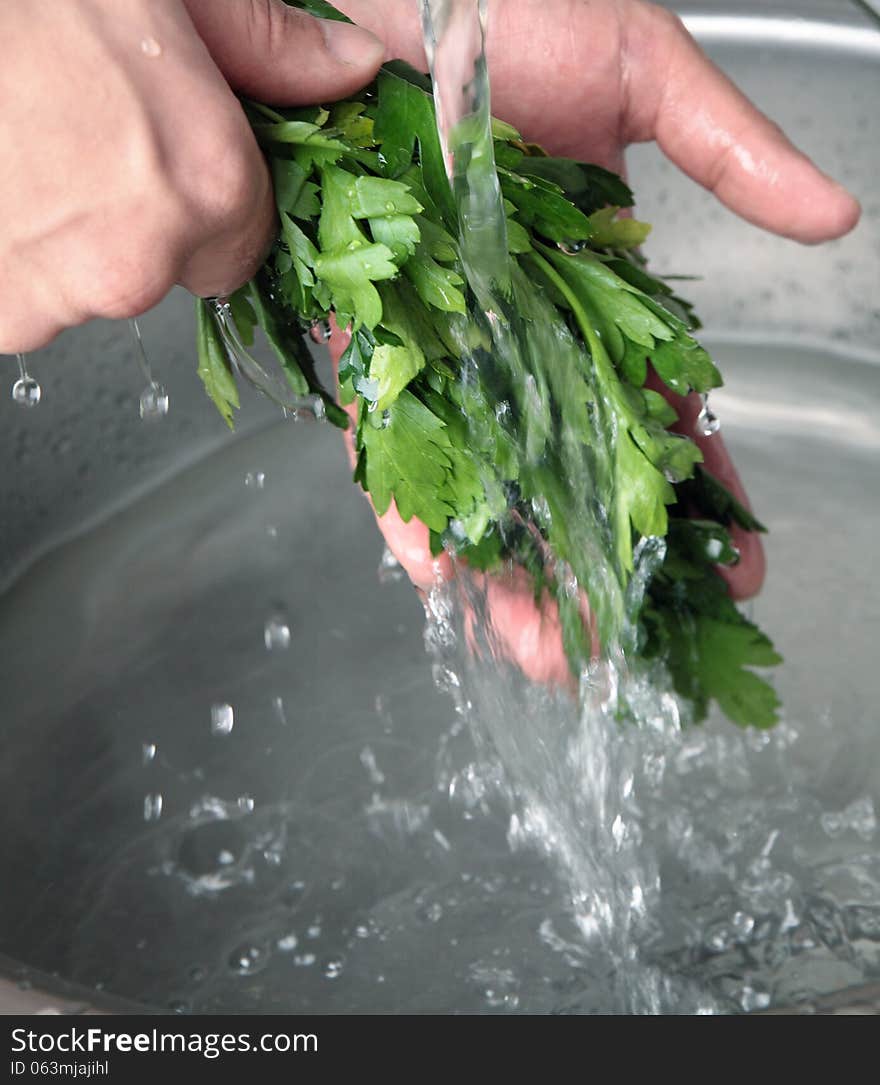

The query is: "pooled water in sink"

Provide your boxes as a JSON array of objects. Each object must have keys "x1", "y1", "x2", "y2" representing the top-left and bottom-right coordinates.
[{"x1": 0, "y1": 338, "x2": 878, "y2": 1014}]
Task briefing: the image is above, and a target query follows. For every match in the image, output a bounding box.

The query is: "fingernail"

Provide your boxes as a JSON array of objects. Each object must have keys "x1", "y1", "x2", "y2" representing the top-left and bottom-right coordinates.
[{"x1": 320, "y1": 19, "x2": 384, "y2": 67}]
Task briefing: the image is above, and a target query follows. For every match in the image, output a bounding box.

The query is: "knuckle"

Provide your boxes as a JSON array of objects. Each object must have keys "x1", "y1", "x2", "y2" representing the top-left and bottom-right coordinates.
[
  {"x1": 208, "y1": 142, "x2": 262, "y2": 222},
  {"x1": 178, "y1": 124, "x2": 265, "y2": 229},
  {"x1": 649, "y1": 2, "x2": 688, "y2": 39},
  {"x1": 245, "y1": 0, "x2": 293, "y2": 61},
  {"x1": 87, "y1": 247, "x2": 177, "y2": 321}
]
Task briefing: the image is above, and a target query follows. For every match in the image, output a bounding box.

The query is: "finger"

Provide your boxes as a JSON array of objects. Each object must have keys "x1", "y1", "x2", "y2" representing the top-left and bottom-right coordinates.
[
  {"x1": 176, "y1": 152, "x2": 277, "y2": 297},
  {"x1": 327, "y1": 321, "x2": 455, "y2": 588},
  {"x1": 337, "y1": 0, "x2": 860, "y2": 242},
  {"x1": 184, "y1": 0, "x2": 385, "y2": 103},
  {"x1": 466, "y1": 568, "x2": 576, "y2": 690},
  {"x1": 334, "y1": 0, "x2": 627, "y2": 169},
  {"x1": 622, "y1": 3, "x2": 860, "y2": 243},
  {"x1": 653, "y1": 377, "x2": 766, "y2": 600}
]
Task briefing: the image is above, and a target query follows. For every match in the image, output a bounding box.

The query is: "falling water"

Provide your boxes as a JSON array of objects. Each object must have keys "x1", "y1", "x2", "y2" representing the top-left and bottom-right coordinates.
[{"x1": 416, "y1": 0, "x2": 690, "y2": 1011}]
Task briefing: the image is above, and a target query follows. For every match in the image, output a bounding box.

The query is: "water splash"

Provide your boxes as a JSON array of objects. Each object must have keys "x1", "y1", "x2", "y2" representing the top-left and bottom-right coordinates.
[{"x1": 210, "y1": 703, "x2": 234, "y2": 736}]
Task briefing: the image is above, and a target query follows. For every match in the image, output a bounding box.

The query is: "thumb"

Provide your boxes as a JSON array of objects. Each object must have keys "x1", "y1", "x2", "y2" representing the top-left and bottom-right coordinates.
[{"x1": 184, "y1": 0, "x2": 385, "y2": 103}]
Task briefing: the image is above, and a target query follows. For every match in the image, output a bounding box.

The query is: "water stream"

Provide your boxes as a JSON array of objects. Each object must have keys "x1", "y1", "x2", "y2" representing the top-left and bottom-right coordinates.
[{"x1": 415, "y1": 0, "x2": 685, "y2": 1007}]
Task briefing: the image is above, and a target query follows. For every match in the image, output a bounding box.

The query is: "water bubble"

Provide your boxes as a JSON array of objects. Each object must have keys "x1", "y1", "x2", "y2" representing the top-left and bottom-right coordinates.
[
  {"x1": 141, "y1": 742, "x2": 157, "y2": 765},
  {"x1": 272, "y1": 696, "x2": 289, "y2": 726},
  {"x1": 266, "y1": 524, "x2": 279, "y2": 540},
  {"x1": 143, "y1": 793, "x2": 164, "y2": 821},
  {"x1": 277, "y1": 933, "x2": 299, "y2": 952},
  {"x1": 264, "y1": 616, "x2": 291, "y2": 652},
  {"x1": 210, "y1": 703, "x2": 234, "y2": 736},
  {"x1": 293, "y1": 953, "x2": 316, "y2": 967},
  {"x1": 139, "y1": 382, "x2": 169, "y2": 420},
  {"x1": 418, "y1": 901, "x2": 444, "y2": 924},
  {"x1": 697, "y1": 393, "x2": 721, "y2": 436},
  {"x1": 309, "y1": 319, "x2": 332, "y2": 344},
  {"x1": 12, "y1": 355, "x2": 40, "y2": 408},
  {"x1": 739, "y1": 984, "x2": 771, "y2": 1012},
  {"x1": 228, "y1": 942, "x2": 269, "y2": 976},
  {"x1": 732, "y1": 911, "x2": 756, "y2": 940},
  {"x1": 237, "y1": 795, "x2": 255, "y2": 814},
  {"x1": 140, "y1": 36, "x2": 162, "y2": 57},
  {"x1": 245, "y1": 471, "x2": 266, "y2": 490}
]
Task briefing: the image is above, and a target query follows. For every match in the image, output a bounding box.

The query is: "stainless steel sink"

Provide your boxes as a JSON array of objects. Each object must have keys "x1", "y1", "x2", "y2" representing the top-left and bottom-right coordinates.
[{"x1": 0, "y1": 1, "x2": 878, "y2": 1014}]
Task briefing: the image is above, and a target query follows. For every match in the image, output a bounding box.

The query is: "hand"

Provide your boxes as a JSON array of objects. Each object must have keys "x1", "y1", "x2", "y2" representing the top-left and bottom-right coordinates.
[
  {"x1": 327, "y1": 0, "x2": 860, "y2": 680},
  {"x1": 0, "y1": 0, "x2": 384, "y2": 354}
]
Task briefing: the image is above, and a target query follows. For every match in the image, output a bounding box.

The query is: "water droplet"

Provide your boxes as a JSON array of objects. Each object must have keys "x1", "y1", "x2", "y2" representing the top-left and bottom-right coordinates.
[
  {"x1": 143, "y1": 793, "x2": 163, "y2": 821},
  {"x1": 293, "y1": 953, "x2": 316, "y2": 967},
  {"x1": 142, "y1": 742, "x2": 157, "y2": 765},
  {"x1": 140, "y1": 36, "x2": 162, "y2": 57},
  {"x1": 360, "y1": 746, "x2": 385, "y2": 786},
  {"x1": 277, "y1": 933, "x2": 299, "y2": 952},
  {"x1": 12, "y1": 355, "x2": 41, "y2": 407},
  {"x1": 168, "y1": 999, "x2": 189, "y2": 1014},
  {"x1": 237, "y1": 794, "x2": 255, "y2": 814},
  {"x1": 129, "y1": 319, "x2": 167, "y2": 420},
  {"x1": 272, "y1": 696, "x2": 289, "y2": 725},
  {"x1": 139, "y1": 382, "x2": 169, "y2": 420},
  {"x1": 228, "y1": 942, "x2": 269, "y2": 976},
  {"x1": 697, "y1": 393, "x2": 721, "y2": 436},
  {"x1": 557, "y1": 239, "x2": 587, "y2": 255},
  {"x1": 245, "y1": 471, "x2": 266, "y2": 490},
  {"x1": 324, "y1": 957, "x2": 345, "y2": 980},
  {"x1": 378, "y1": 546, "x2": 404, "y2": 584},
  {"x1": 210, "y1": 703, "x2": 234, "y2": 736},
  {"x1": 266, "y1": 524, "x2": 279, "y2": 540},
  {"x1": 264, "y1": 616, "x2": 291, "y2": 651},
  {"x1": 309, "y1": 319, "x2": 332, "y2": 343}
]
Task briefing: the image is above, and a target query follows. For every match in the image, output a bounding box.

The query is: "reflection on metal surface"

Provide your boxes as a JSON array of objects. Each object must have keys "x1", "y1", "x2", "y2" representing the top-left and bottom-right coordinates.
[{"x1": 682, "y1": 14, "x2": 880, "y2": 53}]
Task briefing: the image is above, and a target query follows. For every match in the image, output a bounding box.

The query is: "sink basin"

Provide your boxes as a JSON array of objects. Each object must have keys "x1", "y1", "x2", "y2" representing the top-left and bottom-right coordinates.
[{"x1": 0, "y1": 0, "x2": 878, "y2": 1015}]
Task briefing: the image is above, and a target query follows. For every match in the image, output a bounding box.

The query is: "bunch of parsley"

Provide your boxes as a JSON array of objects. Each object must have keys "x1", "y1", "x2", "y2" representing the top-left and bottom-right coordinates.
[{"x1": 194, "y1": 6, "x2": 781, "y2": 728}]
